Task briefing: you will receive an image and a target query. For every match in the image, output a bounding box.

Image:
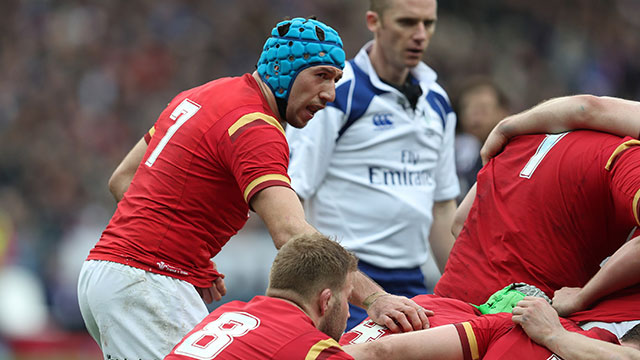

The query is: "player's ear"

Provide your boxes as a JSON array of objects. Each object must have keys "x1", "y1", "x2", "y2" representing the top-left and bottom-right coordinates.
[
  {"x1": 366, "y1": 11, "x2": 381, "y2": 32},
  {"x1": 317, "y1": 288, "x2": 333, "y2": 316}
]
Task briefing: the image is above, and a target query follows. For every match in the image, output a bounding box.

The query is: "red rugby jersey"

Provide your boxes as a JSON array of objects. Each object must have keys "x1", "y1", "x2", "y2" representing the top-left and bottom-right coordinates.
[
  {"x1": 165, "y1": 296, "x2": 353, "y2": 360},
  {"x1": 88, "y1": 74, "x2": 291, "y2": 287},
  {"x1": 436, "y1": 131, "x2": 640, "y2": 323},
  {"x1": 455, "y1": 312, "x2": 619, "y2": 360},
  {"x1": 568, "y1": 285, "x2": 640, "y2": 324}
]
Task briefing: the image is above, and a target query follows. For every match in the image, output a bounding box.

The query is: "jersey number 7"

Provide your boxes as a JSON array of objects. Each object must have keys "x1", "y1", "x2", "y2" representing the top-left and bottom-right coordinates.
[
  {"x1": 145, "y1": 98, "x2": 202, "y2": 167},
  {"x1": 519, "y1": 132, "x2": 568, "y2": 179}
]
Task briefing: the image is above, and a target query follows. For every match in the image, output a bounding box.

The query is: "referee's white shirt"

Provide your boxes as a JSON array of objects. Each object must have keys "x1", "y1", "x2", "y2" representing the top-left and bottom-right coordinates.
[{"x1": 286, "y1": 41, "x2": 459, "y2": 269}]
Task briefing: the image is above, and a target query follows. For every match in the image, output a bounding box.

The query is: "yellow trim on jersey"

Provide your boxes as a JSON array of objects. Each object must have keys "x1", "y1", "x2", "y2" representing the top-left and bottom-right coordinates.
[
  {"x1": 305, "y1": 338, "x2": 342, "y2": 360},
  {"x1": 228, "y1": 112, "x2": 284, "y2": 137},
  {"x1": 243, "y1": 174, "x2": 291, "y2": 202},
  {"x1": 462, "y1": 322, "x2": 480, "y2": 360},
  {"x1": 148, "y1": 126, "x2": 156, "y2": 137},
  {"x1": 605, "y1": 139, "x2": 640, "y2": 171},
  {"x1": 633, "y1": 189, "x2": 640, "y2": 226}
]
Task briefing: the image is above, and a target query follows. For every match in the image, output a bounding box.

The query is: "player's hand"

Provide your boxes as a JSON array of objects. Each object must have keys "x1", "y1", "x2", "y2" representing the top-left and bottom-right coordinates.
[
  {"x1": 480, "y1": 118, "x2": 511, "y2": 165},
  {"x1": 196, "y1": 261, "x2": 227, "y2": 304},
  {"x1": 512, "y1": 296, "x2": 564, "y2": 346},
  {"x1": 366, "y1": 293, "x2": 433, "y2": 333},
  {"x1": 551, "y1": 287, "x2": 584, "y2": 317}
]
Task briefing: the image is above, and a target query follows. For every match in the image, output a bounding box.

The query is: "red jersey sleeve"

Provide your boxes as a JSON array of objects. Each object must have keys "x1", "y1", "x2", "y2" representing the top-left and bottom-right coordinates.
[
  {"x1": 606, "y1": 138, "x2": 640, "y2": 226},
  {"x1": 454, "y1": 314, "x2": 512, "y2": 360},
  {"x1": 221, "y1": 112, "x2": 291, "y2": 204},
  {"x1": 143, "y1": 125, "x2": 156, "y2": 144},
  {"x1": 275, "y1": 332, "x2": 354, "y2": 360}
]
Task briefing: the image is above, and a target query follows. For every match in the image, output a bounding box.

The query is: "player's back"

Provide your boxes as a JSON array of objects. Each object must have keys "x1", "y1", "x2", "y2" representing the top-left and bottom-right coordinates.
[
  {"x1": 165, "y1": 296, "x2": 352, "y2": 360},
  {"x1": 436, "y1": 130, "x2": 640, "y2": 304}
]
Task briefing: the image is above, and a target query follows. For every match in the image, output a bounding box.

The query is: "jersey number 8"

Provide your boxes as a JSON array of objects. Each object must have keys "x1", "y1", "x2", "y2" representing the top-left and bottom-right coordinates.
[{"x1": 173, "y1": 311, "x2": 260, "y2": 359}]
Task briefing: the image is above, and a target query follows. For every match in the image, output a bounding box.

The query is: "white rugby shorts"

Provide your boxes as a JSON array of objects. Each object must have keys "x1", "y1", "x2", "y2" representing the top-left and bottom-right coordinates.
[{"x1": 78, "y1": 260, "x2": 209, "y2": 359}]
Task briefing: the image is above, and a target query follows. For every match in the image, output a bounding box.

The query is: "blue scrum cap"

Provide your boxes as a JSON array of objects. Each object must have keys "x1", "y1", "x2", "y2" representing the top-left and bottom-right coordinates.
[{"x1": 257, "y1": 17, "x2": 345, "y2": 102}]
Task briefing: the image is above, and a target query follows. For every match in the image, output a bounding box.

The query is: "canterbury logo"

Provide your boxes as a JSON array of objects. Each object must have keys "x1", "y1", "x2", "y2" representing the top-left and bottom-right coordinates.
[{"x1": 372, "y1": 113, "x2": 393, "y2": 128}]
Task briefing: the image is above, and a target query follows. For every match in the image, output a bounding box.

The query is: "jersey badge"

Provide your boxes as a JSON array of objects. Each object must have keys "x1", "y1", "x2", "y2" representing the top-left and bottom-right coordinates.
[{"x1": 372, "y1": 113, "x2": 394, "y2": 130}]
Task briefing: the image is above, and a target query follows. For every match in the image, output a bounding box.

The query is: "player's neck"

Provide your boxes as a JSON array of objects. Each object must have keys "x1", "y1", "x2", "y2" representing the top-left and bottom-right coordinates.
[
  {"x1": 266, "y1": 289, "x2": 318, "y2": 323},
  {"x1": 252, "y1": 71, "x2": 284, "y2": 123}
]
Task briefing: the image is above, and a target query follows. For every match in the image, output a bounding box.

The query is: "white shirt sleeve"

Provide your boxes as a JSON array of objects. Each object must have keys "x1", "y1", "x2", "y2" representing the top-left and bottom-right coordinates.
[
  {"x1": 286, "y1": 106, "x2": 345, "y2": 200},
  {"x1": 433, "y1": 110, "x2": 461, "y2": 202}
]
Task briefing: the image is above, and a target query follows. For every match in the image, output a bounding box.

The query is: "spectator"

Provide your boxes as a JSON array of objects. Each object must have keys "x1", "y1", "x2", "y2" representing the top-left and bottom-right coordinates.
[{"x1": 453, "y1": 76, "x2": 510, "y2": 199}]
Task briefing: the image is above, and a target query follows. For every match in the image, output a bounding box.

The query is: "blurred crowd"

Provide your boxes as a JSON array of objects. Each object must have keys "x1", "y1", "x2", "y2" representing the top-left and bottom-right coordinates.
[{"x1": 0, "y1": 0, "x2": 639, "y2": 356}]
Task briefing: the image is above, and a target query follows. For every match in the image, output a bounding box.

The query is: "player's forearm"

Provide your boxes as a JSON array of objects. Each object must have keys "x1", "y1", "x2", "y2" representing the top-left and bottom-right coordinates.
[
  {"x1": 267, "y1": 217, "x2": 318, "y2": 249},
  {"x1": 452, "y1": 184, "x2": 476, "y2": 239},
  {"x1": 266, "y1": 213, "x2": 318, "y2": 249},
  {"x1": 574, "y1": 236, "x2": 640, "y2": 310},
  {"x1": 429, "y1": 199, "x2": 457, "y2": 273},
  {"x1": 349, "y1": 271, "x2": 386, "y2": 309},
  {"x1": 543, "y1": 330, "x2": 640, "y2": 360},
  {"x1": 109, "y1": 137, "x2": 148, "y2": 202},
  {"x1": 252, "y1": 186, "x2": 318, "y2": 248},
  {"x1": 498, "y1": 95, "x2": 640, "y2": 140},
  {"x1": 344, "y1": 325, "x2": 463, "y2": 360},
  {"x1": 108, "y1": 176, "x2": 131, "y2": 202}
]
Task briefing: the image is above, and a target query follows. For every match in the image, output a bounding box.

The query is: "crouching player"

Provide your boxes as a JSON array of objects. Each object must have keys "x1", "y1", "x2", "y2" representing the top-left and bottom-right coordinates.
[{"x1": 165, "y1": 234, "x2": 357, "y2": 360}]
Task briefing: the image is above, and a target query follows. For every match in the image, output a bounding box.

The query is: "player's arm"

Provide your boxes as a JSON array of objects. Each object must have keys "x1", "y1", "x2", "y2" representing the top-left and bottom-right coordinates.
[
  {"x1": 251, "y1": 185, "x2": 318, "y2": 249},
  {"x1": 343, "y1": 324, "x2": 464, "y2": 360},
  {"x1": 195, "y1": 260, "x2": 227, "y2": 304},
  {"x1": 252, "y1": 186, "x2": 432, "y2": 333},
  {"x1": 350, "y1": 272, "x2": 433, "y2": 333},
  {"x1": 429, "y1": 199, "x2": 457, "y2": 273},
  {"x1": 452, "y1": 183, "x2": 476, "y2": 239},
  {"x1": 481, "y1": 95, "x2": 640, "y2": 164},
  {"x1": 513, "y1": 297, "x2": 640, "y2": 360},
  {"x1": 551, "y1": 236, "x2": 640, "y2": 316},
  {"x1": 108, "y1": 136, "x2": 148, "y2": 202}
]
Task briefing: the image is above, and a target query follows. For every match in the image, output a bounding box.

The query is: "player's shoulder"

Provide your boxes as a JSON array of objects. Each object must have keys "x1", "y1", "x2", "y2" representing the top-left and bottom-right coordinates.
[
  {"x1": 280, "y1": 331, "x2": 352, "y2": 360},
  {"x1": 225, "y1": 109, "x2": 285, "y2": 141},
  {"x1": 179, "y1": 74, "x2": 266, "y2": 115}
]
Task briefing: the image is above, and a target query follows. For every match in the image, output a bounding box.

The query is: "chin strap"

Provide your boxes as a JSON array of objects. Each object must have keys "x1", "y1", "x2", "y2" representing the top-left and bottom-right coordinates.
[{"x1": 276, "y1": 97, "x2": 288, "y2": 123}]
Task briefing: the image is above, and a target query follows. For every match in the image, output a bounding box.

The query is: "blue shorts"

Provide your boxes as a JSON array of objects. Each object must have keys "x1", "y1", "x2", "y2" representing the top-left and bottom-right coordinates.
[{"x1": 347, "y1": 259, "x2": 430, "y2": 331}]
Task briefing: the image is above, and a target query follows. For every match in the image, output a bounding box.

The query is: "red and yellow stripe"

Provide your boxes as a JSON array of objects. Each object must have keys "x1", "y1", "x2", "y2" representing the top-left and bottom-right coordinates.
[
  {"x1": 144, "y1": 126, "x2": 156, "y2": 144},
  {"x1": 454, "y1": 322, "x2": 480, "y2": 360},
  {"x1": 605, "y1": 139, "x2": 640, "y2": 171},
  {"x1": 605, "y1": 139, "x2": 640, "y2": 225},
  {"x1": 305, "y1": 338, "x2": 346, "y2": 360},
  {"x1": 243, "y1": 174, "x2": 291, "y2": 203},
  {"x1": 228, "y1": 112, "x2": 284, "y2": 142}
]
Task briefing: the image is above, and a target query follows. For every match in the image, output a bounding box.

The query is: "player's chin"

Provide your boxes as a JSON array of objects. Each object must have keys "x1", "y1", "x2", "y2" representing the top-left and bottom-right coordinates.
[{"x1": 290, "y1": 112, "x2": 314, "y2": 128}]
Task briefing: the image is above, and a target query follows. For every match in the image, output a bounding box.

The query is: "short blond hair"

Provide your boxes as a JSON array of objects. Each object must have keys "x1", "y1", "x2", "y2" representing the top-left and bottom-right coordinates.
[
  {"x1": 370, "y1": 0, "x2": 393, "y2": 15},
  {"x1": 268, "y1": 233, "x2": 358, "y2": 300}
]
